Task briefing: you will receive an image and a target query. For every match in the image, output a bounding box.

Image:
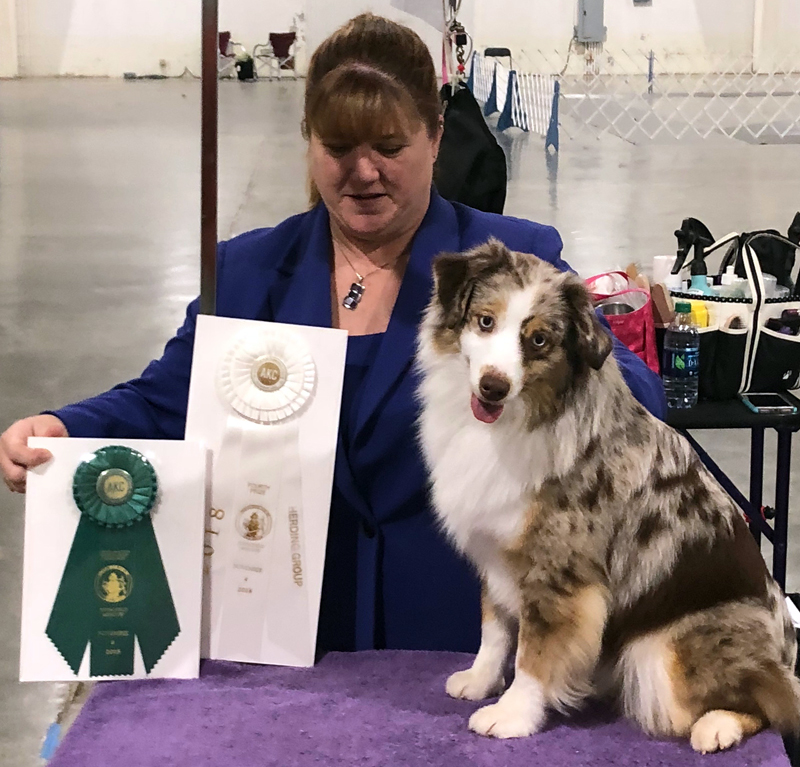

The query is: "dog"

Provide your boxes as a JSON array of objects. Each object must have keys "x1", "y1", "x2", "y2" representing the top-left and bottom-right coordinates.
[{"x1": 416, "y1": 239, "x2": 800, "y2": 753}]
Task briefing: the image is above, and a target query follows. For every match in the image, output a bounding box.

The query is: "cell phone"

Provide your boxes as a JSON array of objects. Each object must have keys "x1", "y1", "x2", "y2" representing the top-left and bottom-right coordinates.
[{"x1": 740, "y1": 393, "x2": 799, "y2": 415}]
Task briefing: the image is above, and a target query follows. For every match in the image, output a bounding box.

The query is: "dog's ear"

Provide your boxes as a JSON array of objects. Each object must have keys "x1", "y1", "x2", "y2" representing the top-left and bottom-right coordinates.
[
  {"x1": 432, "y1": 238, "x2": 512, "y2": 327},
  {"x1": 560, "y1": 272, "x2": 613, "y2": 371},
  {"x1": 431, "y1": 252, "x2": 472, "y2": 325}
]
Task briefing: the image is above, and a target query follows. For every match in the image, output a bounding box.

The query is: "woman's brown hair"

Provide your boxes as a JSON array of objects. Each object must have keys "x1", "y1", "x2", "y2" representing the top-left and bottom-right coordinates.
[{"x1": 303, "y1": 13, "x2": 441, "y2": 205}]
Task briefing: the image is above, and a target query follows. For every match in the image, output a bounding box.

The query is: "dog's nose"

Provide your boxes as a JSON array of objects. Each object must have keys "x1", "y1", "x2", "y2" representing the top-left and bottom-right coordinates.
[{"x1": 479, "y1": 373, "x2": 510, "y2": 402}]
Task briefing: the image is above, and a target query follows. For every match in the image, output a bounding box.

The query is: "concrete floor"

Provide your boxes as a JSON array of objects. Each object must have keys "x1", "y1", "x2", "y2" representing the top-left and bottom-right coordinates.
[{"x1": 0, "y1": 78, "x2": 799, "y2": 765}]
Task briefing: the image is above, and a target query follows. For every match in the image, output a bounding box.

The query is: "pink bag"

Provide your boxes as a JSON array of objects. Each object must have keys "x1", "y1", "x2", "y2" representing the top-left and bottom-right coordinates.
[
  {"x1": 585, "y1": 271, "x2": 635, "y2": 300},
  {"x1": 585, "y1": 274, "x2": 660, "y2": 375}
]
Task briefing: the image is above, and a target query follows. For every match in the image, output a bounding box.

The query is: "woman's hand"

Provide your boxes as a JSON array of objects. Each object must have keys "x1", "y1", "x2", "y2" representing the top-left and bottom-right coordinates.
[{"x1": 0, "y1": 415, "x2": 69, "y2": 493}]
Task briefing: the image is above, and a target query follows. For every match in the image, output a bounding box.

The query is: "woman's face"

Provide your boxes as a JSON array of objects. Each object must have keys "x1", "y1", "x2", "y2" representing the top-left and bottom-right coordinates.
[{"x1": 308, "y1": 117, "x2": 442, "y2": 246}]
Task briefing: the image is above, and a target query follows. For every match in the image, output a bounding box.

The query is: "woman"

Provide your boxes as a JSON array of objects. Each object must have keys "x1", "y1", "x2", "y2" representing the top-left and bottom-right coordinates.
[{"x1": 0, "y1": 14, "x2": 665, "y2": 654}]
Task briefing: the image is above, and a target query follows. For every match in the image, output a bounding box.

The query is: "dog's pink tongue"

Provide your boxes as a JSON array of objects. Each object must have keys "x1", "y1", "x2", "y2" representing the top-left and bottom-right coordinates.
[{"x1": 471, "y1": 394, "x2": 504, "y2": 424}]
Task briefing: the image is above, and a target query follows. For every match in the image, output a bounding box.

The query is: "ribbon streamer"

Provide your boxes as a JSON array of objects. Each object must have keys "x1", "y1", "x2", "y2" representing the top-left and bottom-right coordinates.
[
  {"x1": 210, "y1": 327, "x2": 315, "y2": 662},
  {"x1": 46, "y1": 447, "x2": 180, "y2": 676}
]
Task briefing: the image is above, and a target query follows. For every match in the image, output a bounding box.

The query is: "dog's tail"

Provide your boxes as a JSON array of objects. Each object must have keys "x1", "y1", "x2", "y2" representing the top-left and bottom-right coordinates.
[
  {"x1": 624, "y1": 595, "x2": 800, "y2": 738},
  {"x1": 750, "y1": 661, "x2": 800, "y2": 734},
  {"x1": 760, "y1": 583, "x2": 800, "y2": 733}
]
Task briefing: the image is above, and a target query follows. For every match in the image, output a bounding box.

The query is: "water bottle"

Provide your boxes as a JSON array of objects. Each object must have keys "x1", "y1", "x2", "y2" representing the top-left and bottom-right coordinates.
[{"x1": 663, "y1": 301, "x2": 699, "y2": 409}]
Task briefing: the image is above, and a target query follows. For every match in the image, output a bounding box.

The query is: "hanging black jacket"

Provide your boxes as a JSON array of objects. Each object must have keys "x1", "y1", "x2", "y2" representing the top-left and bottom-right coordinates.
[{"x1": 435, "y1": 85, "x2": 507, "y2": 215}]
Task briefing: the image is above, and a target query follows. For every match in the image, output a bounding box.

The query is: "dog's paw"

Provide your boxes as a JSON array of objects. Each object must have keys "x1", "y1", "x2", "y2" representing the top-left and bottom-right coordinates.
[
  {"x1": 468, "y1": 699, "x2": 543, "y2": 739},
  {"x1": 690, "y1": 711, "x2": 745, "y2": 754},
  {"x1": 446, "y1": 668, "x2": 504, "y2": 701}
]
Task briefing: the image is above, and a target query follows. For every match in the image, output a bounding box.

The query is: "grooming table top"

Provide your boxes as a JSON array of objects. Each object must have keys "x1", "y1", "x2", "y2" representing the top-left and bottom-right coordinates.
[{"x1": 49, "y1": 651, "x2": 789, "y2": 767}]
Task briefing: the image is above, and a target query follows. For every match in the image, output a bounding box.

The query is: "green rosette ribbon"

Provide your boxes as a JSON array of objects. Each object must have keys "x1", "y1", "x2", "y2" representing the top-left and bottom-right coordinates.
[{"x1": 46, "y1": 446, "x2": 180, "y2": 677}]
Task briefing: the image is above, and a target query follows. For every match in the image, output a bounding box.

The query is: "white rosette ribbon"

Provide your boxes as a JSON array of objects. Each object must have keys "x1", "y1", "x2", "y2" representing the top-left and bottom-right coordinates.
[
  {"x1": 212, "y1": 327, "x2": 315, "y2": 664},
  {"x1": 217, "y1": 328, "x2": 316, "y2": 424}
]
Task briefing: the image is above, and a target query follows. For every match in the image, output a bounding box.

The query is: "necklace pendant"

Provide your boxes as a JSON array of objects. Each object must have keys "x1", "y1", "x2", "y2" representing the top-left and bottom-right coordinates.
[{"x1": 342, "y1": 281, "x2": 365, "y2": 311}]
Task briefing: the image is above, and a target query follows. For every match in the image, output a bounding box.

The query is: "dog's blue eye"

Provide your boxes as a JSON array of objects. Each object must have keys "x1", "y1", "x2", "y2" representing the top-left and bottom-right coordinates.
[
  {"x1": 532, "y1": 333, "x2": 546, "y2": 347},
  {"x1": 478, "y1": 315, "x2": 495, "y2": 331}
]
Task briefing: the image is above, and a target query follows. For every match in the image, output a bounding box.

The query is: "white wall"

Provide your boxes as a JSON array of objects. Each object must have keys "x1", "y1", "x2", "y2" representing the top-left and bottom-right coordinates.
[
  {"x1": 754, "y1": 0, "x2": 800, "y2": 72},
  {"x1": 0, "y1": 0, "x2": 19, "y2": 76},
  {"x1": 12, "y1": 0, "x2": 455, "y2": 77},
  {"x1": 472, "y1": 0, "x2": 797, "y2": 74},
  {"x1": 475, "y1": 0, "x2": 573, "y2": 63},
  {"x1": 305, "y1": 0, "x2": 467, "y2": 77},
  {"x1": 7, "y1": 0, "x2": 800, "y2": 77},
  {"x1": 475, "y1": 0, "x2": 757, "y2": 53},
  {"x1": 17, "y1": 0, "x2": 200, "y2": 76},
  {"x1": 15, "y1": 0, "x2": 304, "y2": 77},
  {"x1": 605, "y1": 0, "x2": 755, "y2": 56}
]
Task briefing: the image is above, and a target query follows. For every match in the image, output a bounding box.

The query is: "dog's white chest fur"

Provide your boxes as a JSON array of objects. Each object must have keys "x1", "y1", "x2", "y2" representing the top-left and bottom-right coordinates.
[{"x1": 418, "y1": 357, "x2": 561, "y2": 611}]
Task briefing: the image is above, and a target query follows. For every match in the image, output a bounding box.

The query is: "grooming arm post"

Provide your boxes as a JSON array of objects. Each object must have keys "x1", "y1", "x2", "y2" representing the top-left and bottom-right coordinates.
[{"x1": 200, "y1": 0, "x2": 218, "y2": 316}]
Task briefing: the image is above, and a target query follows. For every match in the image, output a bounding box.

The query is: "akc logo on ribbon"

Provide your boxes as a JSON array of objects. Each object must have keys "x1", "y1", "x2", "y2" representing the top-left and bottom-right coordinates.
[{"x1": 217, "y1": 328, "x2": 316, "y2": 424}]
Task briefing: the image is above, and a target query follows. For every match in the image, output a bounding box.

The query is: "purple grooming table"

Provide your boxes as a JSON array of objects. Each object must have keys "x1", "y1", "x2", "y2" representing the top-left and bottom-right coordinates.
[{"x1": 49, "y1": 651, "x2": 789, "y2": 767}]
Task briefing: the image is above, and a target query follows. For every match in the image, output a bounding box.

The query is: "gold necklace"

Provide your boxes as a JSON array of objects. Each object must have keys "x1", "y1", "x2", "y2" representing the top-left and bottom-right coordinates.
[{"x1": 339, "y1": 249, "x2": 404, "y2": 311}]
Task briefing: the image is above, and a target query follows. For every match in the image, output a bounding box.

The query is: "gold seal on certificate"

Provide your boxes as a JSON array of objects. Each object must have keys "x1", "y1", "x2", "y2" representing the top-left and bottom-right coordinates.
[
  {"x1": 95, "y1": 469, "x2": 135, "y2": 506},
  {"x1": 236, "y1": 505, "x2": 272, "y2": 541},
  {"x1": 253, "y1": 358, "x2": 286, "y2": 392},
  {"x1": 95, "y1": 565, "x2": 133, "y2": 603}
]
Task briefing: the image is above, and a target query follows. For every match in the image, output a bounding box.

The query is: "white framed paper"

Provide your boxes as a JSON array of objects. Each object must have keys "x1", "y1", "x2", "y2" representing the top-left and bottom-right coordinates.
[
  {"x1": 186, "y1": 316, "x2": 347, "y2": 667},
  {"x1": 20, "y1": 438, "x2": 207, "y2": 682}
]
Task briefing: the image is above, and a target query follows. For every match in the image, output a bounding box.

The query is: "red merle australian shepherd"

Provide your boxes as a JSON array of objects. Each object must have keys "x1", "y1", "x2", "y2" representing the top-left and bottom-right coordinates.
[{"x1": 416, "y1": 239, "x2": 799, "y2": 753}]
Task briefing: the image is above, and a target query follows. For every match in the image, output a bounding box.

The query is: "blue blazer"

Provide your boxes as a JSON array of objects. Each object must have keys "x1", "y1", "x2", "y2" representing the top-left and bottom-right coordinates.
[{"x1": 54, "y1": 191, "x2": 666, "y2": 654}]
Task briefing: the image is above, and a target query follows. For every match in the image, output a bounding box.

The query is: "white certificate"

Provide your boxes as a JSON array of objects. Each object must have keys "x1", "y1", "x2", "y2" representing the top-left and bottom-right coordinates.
[
  {"x1": 21, "y1": 438, "x2": 207, "y2": 682},
  {"x1": 186, "y1": 315, "x2": 347, "y2": 667}
]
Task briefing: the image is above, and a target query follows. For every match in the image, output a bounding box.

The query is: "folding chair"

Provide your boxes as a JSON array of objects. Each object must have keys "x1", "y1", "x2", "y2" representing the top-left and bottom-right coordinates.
[
  {"x1": 484, "y1": 46, "x2": 513, "y2": 71},
  {"x1": 253, "y1": 32, "x2": 297, "y2": 80},
  {"x1": 252, "y1": 42, "x2": 274, "y2": 80},
  {"x1": 218, "y1": 31, "x2": 247, "y2": 79}
]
